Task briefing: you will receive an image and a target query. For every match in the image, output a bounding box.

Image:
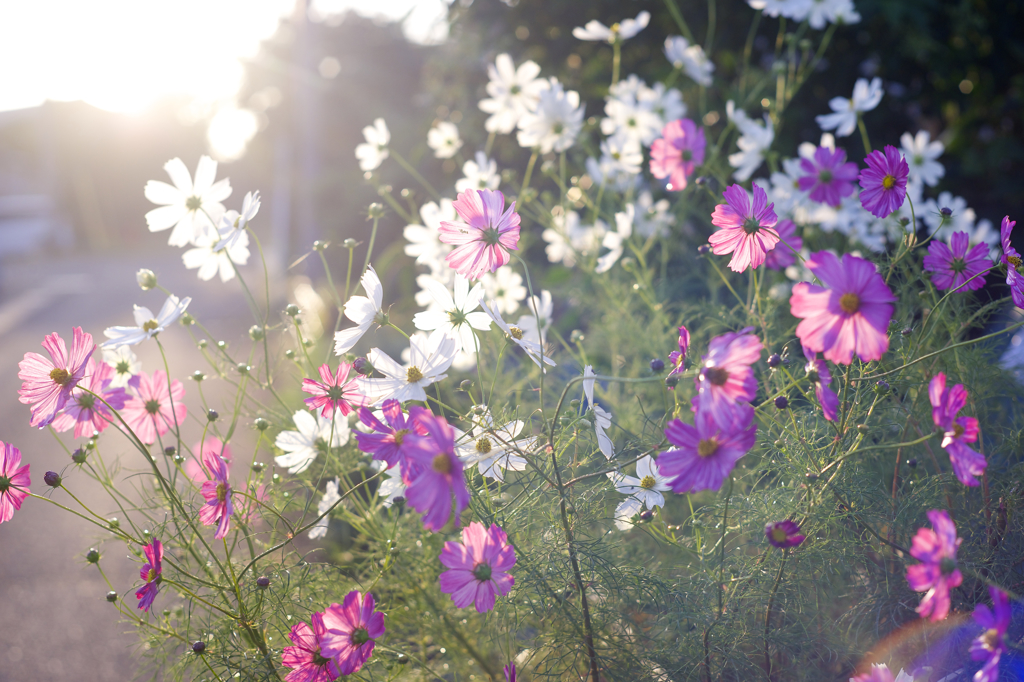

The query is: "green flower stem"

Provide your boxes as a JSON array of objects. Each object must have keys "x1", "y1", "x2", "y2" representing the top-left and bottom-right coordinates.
[
  {"x1": 363, "y1": 213, "x2": 381, "y2": 273},
  {"x1": 520, "y1": 151, "x2": 539, "y2": 200},
  {"x1": 27, "y1": 492, "x2": 137, "y2": 542},
  {"x1": 763, "y1": 549, "x2": 788, "y2": 677},
  {"x1": 662, "y1": 0, "x2": 696, "y2": 43},
  {"x1": 611, "y1": 39, "x2": 621, "y2": 86},
  {"x1": 857, "y1": 115, "x2": 872, "y2": 156},
  {"x1": 389, "y1": 148, "x2": 440, "y2": 200},
  {"x1": 162, "y1": 578, "x2": 235, "y2": 618}
]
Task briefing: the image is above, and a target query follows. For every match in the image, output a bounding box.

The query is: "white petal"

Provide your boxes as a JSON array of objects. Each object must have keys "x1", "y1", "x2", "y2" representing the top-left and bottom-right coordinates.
[{"x1": 163, "y1": 157, "x2": 193, "y2": 194}]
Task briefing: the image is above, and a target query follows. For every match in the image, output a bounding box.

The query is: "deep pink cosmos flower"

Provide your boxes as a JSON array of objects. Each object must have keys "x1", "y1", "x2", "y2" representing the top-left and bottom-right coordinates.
[
  {"x1": 923, "y1": 231, "x2": 991, "y2": 292},
  {"x1": 694, "y1": 328, "x2": 762, "y2": 426},
  {"x1": 18, "y1": 326, "x2": 95, "y2": 428},
  {"x1": 667, "y1": 324, "x2": 691, "y2": 383},
  {"x1": 404, "y1": 410, "x2": 470, "y2": 531},
  {"x1": 320, "y1": 591, "x2": 386, "y2": 676},
  {"x1": 355, "y1": 399, "x2": 427, "y2": 477},
  {"x1": 302, "y1": 362, "x2": 369, "y2": 419},
  {"x1": 790, "y1": 251, "x2": 897, "y2": 365},
  {"x1": 121, "y1": 370, "x2": 187, "y2": 445},
  {"x1": 51, "y1": 359, "x2": 128, "y2": 439},
  {"x1": 804, "y1": 346, "x2": 839, "y2": 422},
  {"x1": 199, "y1": 446, "x2": 234, "y2": 539},
  {"x1": 765, "y1": 520, "x2": 805, "y2": 548},
  {"x1": 504, "y1": 663, "x2": 517, "y2": 682},
  {"x1": 650, "y1": 118, "x2": 706, "y2": 191},
  {"x1": 709, "y1": 183, "x2": 780, "y2": 272},
  {"x1": 657, "y1": 408, "x2": 757, "y2": 494},
  {"x1": 906, "y1": 509, "x2": 962, "y2": 622},
  {"x1": 282, "y1": 612, "x2": 341, "y2": 682},
  {"x1": 970, "y1": 585, "x2": 1011, "y2": 682},
  {"x1": 135, "y1": 538, "x2": 163, "y2": 612},
  {"x1": 764, "y1": 219, "x2": 803, "y2": 271},
  {"x1": 850, "y1": 664, "x2": 898, "y2": 682},
  {"x1": 1000, "y1": 216, "x2": 1024, "y2": 308},
  {"x1": 799, "y1": 145, "x2": 859, "y2": 207},
  {"x1": 438, "y1": 189, "x2": 521, "y2": 279},
  {"x1": 0, "y1": 442, "x2": 31, "y2": 524},
  {"x1": 858, "y1": 145, "x2": 909, "y2": 218},
  {"x1": 929, "y1": 372, "x2": 987, "y2": 487},
  {"x1": 185, "y1": 437, "x2": 233, "y2": 482},
  {"x1": 439, "y1": 521, "x2": 516, "y2": 613}
]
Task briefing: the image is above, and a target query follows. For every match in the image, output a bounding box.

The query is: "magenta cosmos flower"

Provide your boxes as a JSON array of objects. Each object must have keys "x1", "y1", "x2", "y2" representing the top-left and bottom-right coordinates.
[
  {"x1": 804, "y1": 346, "x2": 839, "y2": 422},
  {"x1": 650, "y1": 118, "x2": 706, "y2": 191},
  {"x1": 0, "y1": 442, "x2": 31, "y2": 524},
  {"x1": 51, "y1": 359, "x2": 128, "y2": 439},
  {"x1": 439, "y1": 521, "x2": 516, "y2": 613},
  {"x1": 438, "y1": 189, "x2": 521, "y2": 279},
  {"x1": 765, "y1": 520, "x2": 805, "y2": 548},
  {"x1": 799, "y1": 145, "x2": 859, "y2": 207},
  {"x1": 695, "y1": 327, "x2": 762, "y2": 426},
  {"x1": 302, "y1": 362, "x2": 369, "y2": 419},
  {"x1": 858, "y1": 145, "x2": 909, "y2": 218},
  {"x1": 282, "y1": 612, "x2": 340, "y2": 682},
  {"x1": 1000, "y1": 215, "x2": 1024, "y2": 308},
  {"x1": 404, "y1": 410, "x2": 470, "y2": 531},
  {"x1": 135, "y1": 537, "x2": 163, "y2": 612},
  {"x1": 923, "y1": 231, "x2": 990, "y2": 292},
  {"x1": 850, "y1": 664, "x2": 899, "y2": 682},
  {"x1": 657, "y1": 408, "x2": 757, "y2": 494},
  {"x1": 185, "y1": 437, "x2": 233, "y2": 482},
  {"x1": 199, "y1": 446, "x2": 234, "y2": 539},
  {"x1": 790, "y1": 251, "x2": 897, "y2": 365},
  {"x1": 18, "y1": 326, "x2": 95, "y2": 428},
  {"x1": 929, "y1": 372, "x2": 986, "y2": 487},
  {"x1": 764, "y1": 219, "x2": 802, "y2": 271},
  {"x1": 320, "y1": 591, "x2": 386, "y2": 676},
  {"x1": 355, "y1": 399, "x2": 427, "y2": 477},
  {"x1": 906, "y1": 509, "x2": 962, "y2": 622},
  {"x1": 667, "y1": 324, "x2": 691, "y2": 382},
  {"x1": 709, "y1": 183, "x2": 780, "y2": 272},
  {"x1": 504, "y1": 663, "x2": 517, "y2": 682},
  {"x1": 970, "y1": 585, "x2": 1011, "y2": 682},
  {"x1": 122, "y1": 370, "x2": 187, "y2": 444}
]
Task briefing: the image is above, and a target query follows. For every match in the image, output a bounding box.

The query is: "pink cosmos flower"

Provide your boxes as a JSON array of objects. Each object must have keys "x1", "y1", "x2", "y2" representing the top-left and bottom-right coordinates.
[
  {"x1": 709, "y1": 183, "x2": 780, "y2": 272},
  {"x1": 135, "y1": 538, "x2": 163, "y2": 612},
  {"x1": 438, "y1": 189, "x2": 521, "y2": 279},
  {"x1": 302, "y1": 362, "x2": 369, "y2": 419},
  {"x1": 657, "y1": 408, "x2": 757, "y2": 494},
  {"x1": 320, "y1": 591, "x2": 386, "y2": 676},
  {"x1": 765, "y1": 520, "x2": 805, "y2": 548},
  {"x1": 667, "y1": 324, "x2": 691, "y2": 383},
  {"x1": 0, "y1": 442, "x2": 31, "y2": 524},
  {"x1": 504, "y1": 663, "x2": 517, "y2": 682},
  {"x1": 355, "y1": 399, "x2": 427, "y2": 477},
  {"x1": 18, "y1": 327, "x2": 95, "y2": 428},
  {"x1": 790, "y1": 251, "x2": 897, "y2": 365},
  {"x1": 199, "y1": 446, "x2": 234, "y2": 539},
  {"x1": 185, "y1": 437, "x2": 233, "y2": 482},
  {"x1": 906, "y1": 509, "x2": 962, "y2": 622},
  {"x1": 970, "y1": 585, "x2": 1011, "y2": 682},
  {"x1": 650, "y1": 118, "x2": 706, "y2": 191},
  {"x1": 121, "y1": 370, "x2": 187, "y2": 445},
  {"x1": 923, "y1": 231, "x2": 990, "y2": 292},
  {"x1": 404, "y1": 410, "x2": 471, "y2": 531},
  {"x1": 799, "y1": 145, "x2": 859, "y2": 207},
  {"x1": 804, "y1": 346, "x2": 839, "y2": 422},
  {"x1": 858, "y1": 145, "x2": 909, "y2": 218},
  {"x1": 929, "y1": 372, "x2": 987, "y2": 487},
  {"x1": 282, "y1": 612, "x2": 340, "y2": 682},
  {"x1": 51, "y1": 359, "x2": 128, "y2": 439},
  {"x1": 1000, "y1": 215, "x2": 1024, "y2": 308},
  {"x1": 850, "y1": 664, "x2": 898, "y2": 682},
  {"x1": 694, "y1": 327, "x2": 762, "y2": 426},
  {"x1": 764, "y1": 219, "x2": 803, "y2": 271},
  {"x1": 439, "y1": 521, "x2": 516, "y2": 613}
]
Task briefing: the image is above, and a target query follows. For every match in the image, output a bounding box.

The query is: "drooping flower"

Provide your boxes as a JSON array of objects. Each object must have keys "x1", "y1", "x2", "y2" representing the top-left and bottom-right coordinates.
[
  {"x1": 135, "y1": 538, "x2": 163, "y2": 612},
  {"x1": 437, "y1": 189, "x2": 521, "y2": 279},
  {"x1": 214, "y1": 190, "x2": 260, "y2": 253},
  {"x1": 516, "y1": 78, "x2": 585, "y2": 154},
  {"x1": 309, "y1": 478, "x2": 341, "y2": 541},
  {"x1": 709, "y1": 183, "x2": 780, "y2": 272},
  {"x1": 799, "y1": 145, "x2": 859, "y2": 207},
  {"x1": 595, "y1": 205, "x2": 634, "y2": 273},
  {"x1": 901, "y1": 130, "x2": 945, "y2": 187},
  {"x1": 593, "y1": 405, "x2": 615, "y2": 460},
  {"x1": 663, "y1": 36, "x2": 714, "y2": 86},
  {"x1": 320, "y1": 591, "x2": 386, "y2": 676},
  {"x1": 478, "y1": 54, "x2": 544, "y2": 135},
  {"x1": 764, "y1": 219, "x2": 803, "y2": 271},
  {"x1": 657, "y1": 409, "x2": 757, "y2": 494},
  {"x1": 516, "y1": 290, "x2": 553, "y2": 346},
  {"x1": 970, "y1": 585, "x2": 1011, "y2": 682},
  {"x1": 181, "y1": 221, "x2": 250, "y2": 282},
  {"x1": 667, "y1": 325, "x2": 691, "y2": 382},
  {"x1": 358, "y1": 332, "x2": 458, "y2": 404},
  {"x1": 572, "y1": 11, "x2": 650, "y2": 42},
  {"x1": 403, "y1": 410, "x2": 470, "y2": 531},
  {"x1": 608, "y1": 456, "x2": 672, "y2": 530},
  {"x1": 482, "y1": 302, "x2": 556, "y2": 371},
  {"x1": 726, "y1": 102, "x2": 775, "y2": 181},
  {"x1": 355, "y1": 399, "x2": 426, "y2": 475},
  {"x1": 413, "y1": 274, "x2": 493, "y2": 355},
  {"x1": 1000, "y1": 216, "x2": 1024, "y2": 309},
  {"x1": 439, "y1": 521, "x2": 516, "y2": 612},
  {"x1": 695, "y1": 328, "x2": 762, "y2": 426},
  {"x1": 121, "y1": 370, "x2": 187, "y2": 445},
  {"x1": 101, "y1": 294, "x2": 191, "y2": 348},
  {"x1": 859, "y1": 146, "x2": 910, "y2": 219},
  {"x1": 815, "y1": 77, "x2": 883, "y2": 138},
  {"x1": 790, "y1": 251, "x2": 897, "y2": 364},
  {"x1": 650, "y1": 119, "x2": 706, "y2": 192},
  {"x1": 427, "y1": 121, "x2": 462, "y2": 159},
  {"x1": 144, "y1": 156, "x2": 231, "y2": 247},
  {"x1": 102, "y1": 345, "x2": 140, "y2": 388},
  {"x1": 334, "y1": 265, "x2": 385, "y2": 355},
  {"x1": 923, "y1": 232, "x2": 990, "y2": 292},
  {"x1": 906, "y1": 509, "x2": 962, "y2": 622},
  {"x1": 275, "y1": 410, "x2": 350, "y2": 475},
  {"x1": 51, "y1": 359, "x2": 128, "y2": 438},
  {"x1": 281, "y1": 612, "x2": 340, "y2": 682},
  {"x1": 355, "y1": 118, "x2": 389, "y2": 172},
  {"x1": 199, "y1": 446, "x2": 234, "y2": 539},
  {"x1": 302, "y1": 362, "x2": 369, "y2": 419},
  {"x1": 804, "y1": 346, "x2": 839, "y2": 422},
  {"x1": 765, "y1": 520, "x2": 806, "y2": 548},
  {"x1": 929, "y1": 372, "x2": 987, "y2": 487},
  {"x1": 18, "y1": 327, "x2": 95, "y2": 428},
  {"x1": 0, "y1": 442, "x2": 30, "y2": 524}
]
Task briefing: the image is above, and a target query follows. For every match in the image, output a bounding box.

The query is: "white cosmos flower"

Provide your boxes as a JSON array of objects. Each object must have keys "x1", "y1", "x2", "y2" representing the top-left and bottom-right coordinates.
[
  {"x1": 922, "y1": 192, "x2": 976, "y2": 240},
  {"x1": 359, "y1": 331, "x2": 457, "y2": 404},
  {"x1": 516, "y1": 290, "x2": 552, "y2": 346},
  {"x1": 275, "y1": 409, "x2": 351, "y2": 475},
  {"x1": 771, "y1": 157, "x2": 812, "y2": 219},
  {"x1": 585, "y1": 155, "x2": 641, "y2": 193},
  {"x1": 634, "y1": 191, "x2": 675, "y2": 238},
  {"x1": 334, "y1": 265, "x2": 385, "y2": 355},
  {"x1": 479, "y1": 54, "x2": 545, "y2": 135},
  {"x1": 806, "y1": 0, "x2": 860, "y2": 29},
  {"x1": 543, "y1": 212, "x2": 607, "y2": 267},
  {"x1": 727, "y1": 101, "x2": 775, "y2": 181},
  {"x1": 102, "y1": 345, "x2": 141, "y2": 388},
  {"x1": 215, "y1": 190, "x2": 261, "y2": 252},
  {"x1": 663, "y1": 36, "x2": 714, "y2": 86},
  {"x1": 455, "y1": 416, "x2": 534, "y2": 481},
  {"x1": 608, "y1": 455, "x2": 672, "y2": 530},
  {"x1": 413, "y1": 275, "x2": 492, "y2": 356},
  {"x1": 815, "y1": 77, "x2": 883, "y2": 138},
  {"x1": 355, "y1": 118, "x2": 390, "y2": 171},
  {"x1": 427, "y1": 121, "x2": 462, "y2": 159},
  {"x1": 102, "y1": 294, "x2": 191, "y2": 348},
  {"x1": 456, "y1": 152, "x2": 501, "y2": 193},
  {"x1": 517, "y1": 78, "x2": 585, "y2": 154},
  {"x1": 483, "y1": 301, "x2": 556, "y2": 371},
  {"x1": 572, "y1": 11, "x2": 650, "y2": 42},
  {"x1": 600, "y1": 75, "x2": 665, "y2": 147},
  {"x1": 596, "y1": 205, "x2": 634, "y2": 273},
  {"x1": 404, "y1": 199, "x2": 455, "y2": 277},
  {"x1": 900, "y1": 130, "x2": 945, "y2": 187},
  {"x1": 480, "y1": 265, "x2": 526, "y2": 315},
  {"x1": 599, "y1": 135, "x2": 643, "y2": 176},
  {"x1": 583, "y1": 364, "x2": 597, "y2": 406},
  {"x1": 593, "y1": 405, "x2": 614, "y2": 459},
  {"x1": 640, "y1": 82, "x2": 686, "y2": 125},
  {"x1": 309, "y1": 477, "x2": 341, "y2": 540},
  {"x1": 377, "y1": 463, "x2": 406, "y2": 507},
  {"x1": 144, "y1": 155, "x2": 231, "y2": 248},
  {"x1": 748, "y1": 0, "x2": 813, "y2": 21},
  {"x1": 182, "y1": 223, "x2": 250, "y2": 283}
]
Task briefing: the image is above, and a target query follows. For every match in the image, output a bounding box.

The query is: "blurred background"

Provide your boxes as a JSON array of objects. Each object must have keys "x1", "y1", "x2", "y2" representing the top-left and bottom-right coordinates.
[{"x1": 0, "y1": 0, "x2": 1021, "y2": 679}]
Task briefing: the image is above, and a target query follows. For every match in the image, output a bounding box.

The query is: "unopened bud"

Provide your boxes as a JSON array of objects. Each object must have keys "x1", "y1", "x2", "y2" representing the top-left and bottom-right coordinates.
[
  {"x1": 907, "y1": 458, "x2": 917, "y2": 468},
  {"x1": 570, "y1": 329, "x2": 585, "y2": 343},
  {"x1": 249, "y1": 325, "x2": 265, "y2": 341},
  {"x1": 343, "y1": 238, "x2": 358, "y2": 249},
  {"x1": 805, "y1": 472, "x2": 819, "y2": 481},
  {"x1": 86, "y1": 548, "x2": 100, "y2": 564},
  {"x1": 367, "y1": 203, "x2": 385, "y2": 219},
  {"x1": 902, "y1": 327, "x2": 913, "y2": 336},
  {"x1": 353, "y1": 357, "x2": 373, "y2": 376},
  {"x1": 254, "y1": 417, "x2": 269, "y2": 431},
  {"x1": 252, "y1": 461, "x2": 265, "y2": 472},
  {"x1": 207, "y1": 409, "x2": 219, "y2": 422},
  {"x1": 72, "y1": 448, "x2": 87, "y2": 464},
  {"x1": 774, "y1": 396, "x2": 789, "y2": 410},
  {"x1": 180, "y1": 312, "x2": 195, "y2": 326},
  {"x1": 697, "y1": 244, "x2": 711, "y2": 256},
  {"x1": 192, "y1": 641, "x2": 206, "y2": 654},
  {"x1": 106, "y1": 591, "x2": 118, "y2": 603},
  {"x1": 875, "y1": 379, "x2": 890, "y2": 393},
  {"x1": 459, "y1": 379, "x2": 473, "y2": 391},
  {"x1": 136, "y1": 269, "x2": 157, "y2": 291},
  {"x1": 236, "y1": 362, "x2": 251, "y2": 374},
  {"x1": 164, "y1": 446, "x2": 176, "y2": 457},
  {"x1": 857, "y1": 424, "x2": 869, "y2": 434},
  {"x1": 650, "y1": 358, "x2": 665, "y2": 373},
  {"x1": 44, "y1": 471, "x2": 61, "y2": 487},
  {"x1": 191, "y1": 370, "x2": 206, "y2": 382},
  {"x1": 639, "y1": 510, "x2": 654, "y2": 522},
  {"x1": 767, "y1": 353, "x2": 782, "y2": 368},
  {"x1": 285, "y1": 304, "x2": 300, "y2": 317},
  {"x1": 665, "y1": 373, "x2": 680, "y2": 388},
  {"x1": 939, "y1": 206, "x2": 952, "y2": 217},
  {"x1": 312, "y1": 240, "x2": 326, "y2": 251},
  {"x1": 256, "y1": 576, "x2": 271, "y2": 589}
]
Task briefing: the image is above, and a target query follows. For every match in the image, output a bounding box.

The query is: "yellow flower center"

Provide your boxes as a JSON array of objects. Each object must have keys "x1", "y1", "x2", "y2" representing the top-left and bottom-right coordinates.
[
  {"x1": 882, "y1": 174, "x2": 896, "y2": 190},
  {"x1": 476, "y1": 437, "x2": 492, "y2": 454},
  {"x1": 406, "y1": 366, "x2": 424, "y2": 383},
  {"x1": 697, "y1": 439, "x2": 719, "y2": 458},
  {"x1": 979, "y1": 628, "x2": 1001, "y2": 652},
  {"x1": 432, "y1": 453, "x2": 452, "y2": 474},
  {"x1": 771, "y1": 527, "x2": 789, "y2": 544},
  {"x1": 393, "y1": 429, "x2": 409, "y2": 446},
  {"x1": 839, "y1": 293, "x2": 861, "y2": 315},
  {"x1": 49, "y1": 367, "x2": 71, "y2": 386},
  {"x1": 186, "y1": 196, "x2": 203, "y2": 211},
  {"x1": 142, "y1": 319, "x2": 160, "y2": 333},
  {"x1": 640, "y1": 475, "x2": 656, "y2": 489},
  {"x1": 508, "y1": 326, "x2": 524, "y2": 340},
  {"x1": 216, "y1": 483, "x2": 227, "y2": 503},
  {"x1": 953, "y1": 423, "x2": 965, "y2": 439},
  {"x1": 1008, "y1": 255, "x2": 1023, "y2": 268}
]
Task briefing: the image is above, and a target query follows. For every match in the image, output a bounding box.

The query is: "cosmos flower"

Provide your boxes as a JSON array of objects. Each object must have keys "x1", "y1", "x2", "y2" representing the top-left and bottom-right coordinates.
[
  {"x1": 413, "y1": 274, "x2": 492, "y2": 356},
  {"x1": 900, "y1": 130, "x2": 945, "y2": 187},
  {"x1": 608, "y1": 456, "x2": 672, "y2": 530},
  {"x1": 0, "y1": 442, "x2": 30, "y2": 524},
  {"x1": 102, "y1": 345, "x2": 140, "y2": 389},
  {"x1": 121, "y1": 370, "x2": 187, "y2": 445},
  {"x1": 799, "y1": 145, "x2": 859, "y2": 207},
  {"x1": 359, "y1": 332, "x2": 458, "y2": 404},
  {"x1": 184, "y1": 437, "x2": 233, "y2": 482},
  {"x1": 694, "y1": 328, "x2": 762, "y2": 425},
  {"x1": 199, "y1": 445, "x2": 234, "y2": 539},
  {"x1": 657, "y1": 408, "x2": 757, "y2": 494},
  {"x1": 765, "y1": 520, "x2": 806, "y2": 548},
  {"x1": 663, "y1": 36, "x2": 714, "y2": 86},
  {"x1": 764, "y1": 219, "x2": 803, "y2": 271},
  {"x1": 970, "y1": 585, "x2": 1011, "y2": 682},
  {"x1": 309, "y1": 478, "x2": 341, "y2": 541},
  {"x1": 929, "y1": 372, "x2": 987, "y2": 487},
  {"x1": 726, "y1": 102, "x2": 775, "y2": 181},
  {"x1": 747, "y1": 0, "x2": 814, "y2": 21},
  {"x1": 144, "y1": 156, "x2": 231, "y2": 247},
  {"x1": 516, "y1": 78, "x2": 585, "y2": 154},
  {"x1": 214, "y1": 190, "x2": 260, "y2": 253},
  {"x1": 482, "y1": 302, "x2": 555, "y2": 371},
  {"x1": 51, "y1": 358, "x2": 128, "y2": 438},
  {"x1": 334, "y1": 266, "x2": 385, "y2": 355},
  {"x1": 923, "y1": 231, "x2": 990, "y2": 292},
  {"x1": 101, "y1": 294, "x2": 191, "y2": 348},
  {"x1": 403, "y1": 199, "x2": 456, "y2": 277},
  {"x1": 480, "y1": 266, "x2": 526, "y2": 316},
  {"x1": 275, "y1": 410, "x2": 350, "y2": 475},
  {"x1": 454, "y1": 414, "x2": 532, "y2": 482},
  {"x1": 437, "y1": 189, "x2": 521, "y2": 279},
  {"x1": 135, "y1": 538, "x2": 163, "y2": 612},
  {"x1": 439, "y1": 521, "x2": 516, "y2": 612},
  {"x1": 596, "y1": 205, "x2": 634, "y2": 273},
  {"x1": 650, "y1": 118, "x2": 706, "y2": 192},
  {"x1": 320, "y1": 591, "x2": 386, "y2": 676},
  {"x1": 281, "y1": 612, "x2": 340, "y2": 682},
  {"x1": 906, "y1": 509, "x2": 962, "y2": 622},
  {"x1": 1000, "y1": 216, "x2": 1024, "y2": 309},
  {"x1": 572, "y1": 11, "x2": 650, "y2": 42},
  {"x1": 457, "y1": 152, "x2": 501, "y2": 193},
  {"x1": 478, "y1": 54, "x2": 545, "y2": 135},
  {"x1": 355, "y1": 118, "x2": 389, "y2": 171},
  {"x1": 404, "y1": 410, "x2": 470, "y2": 531},
  {"x1": 18, "y1": 327, "x2": 95, "y2": 428},
  {"x1": 709, "y1": 183, "x2": 780, "y2": 272},
  {"x1": 181, "y1": 221, "x2": 250, "y2": 282},
  {"x1": 849, "y1": 664, "x2": 913, "y2": 682},
  {"x1": 427, "y1": 121, "x2": 462, "y2": 159},
  {"x1": 815, "y1": 77, "x2": 883, "y2": 138},
  {"x1": 667, "y1": 324, "x2": 691, "y2": 382},
  {"x1": 859, "y1": 146, "x2": 910, "y2": 219},
  {"x1": 804, "y1": 346, "x2": 839, "y2": 422},
  {"x1": 302, "y1": 362, "x2": 370, "y2": 419},
  {"x1": 516, "y1": 290, "x2": 553, "y2": 346},
  {"x1": 355, "y1": 399, "x2": 426, "y2": 476}
]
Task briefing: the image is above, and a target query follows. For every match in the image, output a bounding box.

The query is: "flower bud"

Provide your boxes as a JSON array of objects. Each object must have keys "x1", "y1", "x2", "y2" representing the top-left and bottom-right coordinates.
[
  {"x1": 901, "y1": 327, "x2": 913, "y2": 336},
  {"x1": 254, "y1": 417, "x2": 269, "y2": 431},
  {"x1": 460, "y1": 380, "x2": 474, "y2": 392},
  {"x1": 650, "y1": 358, "x2": 665, "y2": 373},
  {"x1": 569, "y1": 329, "x2": 585, "y2": 343},
  {"x1": 639, "y1": 510, "x2": 654, "y2": 522},
  {"x1": 397, "y1": 654, "x2": 409, "y2": 664},
  {"x1": 136, "y1": 269, "x2": 157, "y2": 291},
  {"x1": 192, "y1": 641, "x2": 206, "y2": 654},
  {"x1": 343, "y1": 238, "x2": 358, "y2": 249},
  {"x1": 805, "y1": 472, "x2": 819, "y2": 481},
  {"x1": 207, "y1": 409, "x2": 219, "y2": 422},
  {"x1": 697, "y1": 244, "x2": 711, "y2": 256},
  {"x1": 569, "y1": 399, "x2": 581, "y2": 408},
  {"x1": 312, "y1": 240, "x2": 326, "y2": 252},
  {"x1": 107, "y1": 517, "x2": 119, "y2": 529},
  {"x1": 774, "y1": 396, "x2": 789, "y2": 410},
  {"x1": 106, "y1": 591, "x2": 118, "y2": 603},
  {"x1": 216, "y1": 340, "x2": 228, "y2": 350},
  {"x1": 400, "y1": 188, "x2": 414, "y2": 199},
  {"x1": 256, "y1": 576, "x2": 271, "y2": 589},
  {"x1": 236, "y1": 363, "x2": 251, "y2": 374},
  {"x1": 197, "y1": 339, "x2": 208, "y2": 349},
  {"x1": 180, "y1": 312, "x2": 195, "y2": 326},
  {"x1": 44, "y1": 471, "x2": 61, "y2": 487},
  {"x1": 173, "y1": 455, "x2": 185, "y2": 464},
  {"x1": 665, "y1": 373, "x2": 680, "y2": 388},
  {"x1": 940, "y1": 206, "x2": 952, "y2": 217},
  {"x1": 192, "y1": 370, "x2": 206, "y2": 382},
  {"x1": 857, "y1": 424, "x2": 869, "y2": 434},
  {"x1": 285, "y1": 349, "x2": 296, "y2": 359},
  {"x1": 367, "y1": 202, "x2": 385, "y2": 219},
  {"x1": 875, "y1": 379, "x2": 890, "y2": 393},
  {"x1": 249, "y1": 325, "x2": 265, "y2": 341},
  {"x1": 767, "y1": 353, "x2": 782, "y2": 368},
  {"x1": 86, "y1": 548, "x2": 100, "y2": 564},
  {"x1": 907, "y1": 458, "x2": 918, "y2": 468},
  {"x1": 285, "y1": 304, "x2": 300, "y2": 317},
  {"x1": 72, "y1": 448, "x2": 87, "y2": 464},
  {"x1": 164, "y1": 446, "x2": 176, "y2": 457},
  {"x1": 352, "y1": 357, "x2": 373, "y2": 376},
  {"x1": 252, "y1": 461, "x2": 265, "y2": 472}
]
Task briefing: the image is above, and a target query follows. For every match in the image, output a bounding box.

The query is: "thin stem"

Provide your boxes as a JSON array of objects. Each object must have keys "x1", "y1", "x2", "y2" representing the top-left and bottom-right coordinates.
[{"x1": 763, "y1": 550, "x2": 788, "y2": 679}]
